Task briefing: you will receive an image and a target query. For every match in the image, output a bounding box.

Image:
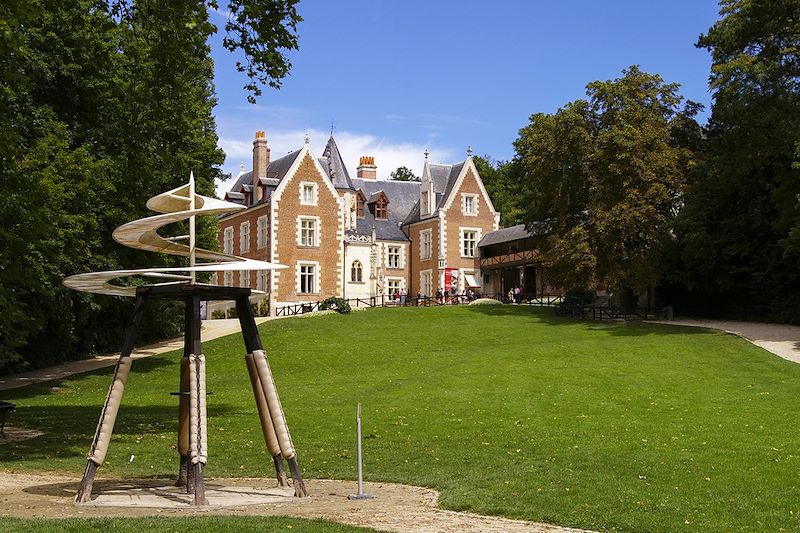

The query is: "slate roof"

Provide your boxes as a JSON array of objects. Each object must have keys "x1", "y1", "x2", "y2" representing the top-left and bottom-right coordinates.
[
  {"x1": 226, "y1": 149, "x2": 303, "y2": 206},
  {"x1": 320, "y1": 136, "x2": 353, "y2": 190},
  {"x1": 401, "y1": 161, "x2": 465, "y2": 226},
  {"x1": 477, "y1": 224, "x2": 533, "y2": 247},
  {"x1": 351, "y1": 178, "x2": 420, "y2": 242}
]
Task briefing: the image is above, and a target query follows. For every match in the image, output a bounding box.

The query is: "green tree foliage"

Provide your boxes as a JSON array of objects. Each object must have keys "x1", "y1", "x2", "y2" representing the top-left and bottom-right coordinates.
[
  {"x1": 0, "y1": 0, "x2": 301, "y2": 373},
  {"x1": 389, "y1": 166, "x2": 419, "y2": 181},
  {"x1": 472, "y1": 155, "x2": 525, "y2": 227},
  {"x1": 515, "y1": 66, "x2": 702, "y2": 292},
  {"x1": 671, "y1": 0, "x2": 800, "y2": 321}
]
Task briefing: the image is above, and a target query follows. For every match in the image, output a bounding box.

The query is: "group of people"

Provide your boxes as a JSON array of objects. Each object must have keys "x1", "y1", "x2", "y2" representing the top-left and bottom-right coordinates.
[
  {"x1": 390, "y1": 287, "x2": 408, "y2": 304},
  {"x1": 507, "y1": 285, "x2": 526, "y2": 304},
  {"x1": 431, "y1": 287, "x2": 479, "y2": 304}
]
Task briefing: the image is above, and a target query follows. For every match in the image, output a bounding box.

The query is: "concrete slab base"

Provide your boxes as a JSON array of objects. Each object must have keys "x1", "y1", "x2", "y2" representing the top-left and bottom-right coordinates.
[{"x1": 78, "y1": 480, "x2": 296, "y2": 508}]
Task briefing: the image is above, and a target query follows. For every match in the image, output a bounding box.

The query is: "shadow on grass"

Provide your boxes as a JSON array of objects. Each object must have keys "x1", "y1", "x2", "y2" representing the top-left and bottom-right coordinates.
[
  {"x1": 0, "y1": 403, "x2": 239, "y2": 465},
  {"x1": 464, "y1": 304, "x2": 714, "y2": 336},
  {"x1": 0, "y1": 353, "x2": 178, "y2": 402}
]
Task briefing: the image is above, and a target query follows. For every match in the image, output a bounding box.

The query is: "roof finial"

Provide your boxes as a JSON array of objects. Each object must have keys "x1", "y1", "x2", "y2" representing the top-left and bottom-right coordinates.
[
  {"x1": 424, "y1": 148, "x2": 429, "y2": 161},
  {"x1": 466, "y1": 145, "x2": 473, "y2": 157},
  {"x1": 304, "y1": 132, "x2": 310, "y2": 145},
  {"x1": 239, "y1": 161, "x2": 245, "y2": 172},
  {"x1": 330, "y1": 120, "x2": 335, "y2": 136}
]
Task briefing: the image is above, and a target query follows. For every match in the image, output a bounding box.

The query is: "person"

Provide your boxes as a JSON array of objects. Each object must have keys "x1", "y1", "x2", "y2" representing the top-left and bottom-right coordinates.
[
  {"x1": 393, "y1": 288, "x2": 400, "y2": 302},
  {"x1": 507, "y1": 288, "x2": 514, "y2": 303},
  {"x1": 435, "y1": 288, "x2": 442, "y2": 304},
  {"x1": 514, "y1": 285, "x2": 521, "y2": 304},
  {"x1": 400, "y1": 287, "x2": 406, "y2": 305}
]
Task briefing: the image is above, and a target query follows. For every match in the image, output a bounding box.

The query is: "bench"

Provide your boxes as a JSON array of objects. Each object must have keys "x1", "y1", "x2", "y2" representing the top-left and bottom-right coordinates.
[{"x1": 0, "y1": 401, "x2": 15, "y2": 438}]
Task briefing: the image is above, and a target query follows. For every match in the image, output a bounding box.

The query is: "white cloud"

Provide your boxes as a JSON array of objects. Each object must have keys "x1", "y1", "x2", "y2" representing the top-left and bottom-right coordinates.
[{"x1": 216, "y1": 128, "x2": 456, "y2": 197}]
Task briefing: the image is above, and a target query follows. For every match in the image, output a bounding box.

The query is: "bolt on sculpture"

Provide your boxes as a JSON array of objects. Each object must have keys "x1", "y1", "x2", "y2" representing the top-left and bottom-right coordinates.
[{"x1": 64, "y1": 173, "x2": 308, "y2": 505}]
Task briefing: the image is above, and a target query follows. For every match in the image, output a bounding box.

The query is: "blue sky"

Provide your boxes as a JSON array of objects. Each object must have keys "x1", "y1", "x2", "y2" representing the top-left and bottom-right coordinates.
[{"x1": 210, "y1": 1, "x2": 721, "y2": 193}]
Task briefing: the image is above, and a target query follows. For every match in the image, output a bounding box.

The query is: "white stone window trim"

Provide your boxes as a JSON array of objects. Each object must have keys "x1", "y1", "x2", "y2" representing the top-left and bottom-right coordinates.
[
  {"x1": 420, "y1": 269, "x2": 433, "y2": 297},
  {"x1": 256, "y1": 270, "x2": 268, "y2": 291},
  {"x1": 351, "y1": 259, "x2": 364, "y2": 283},
  {"x1": 223, "y1": 226, "x2": 234, "y2": 255},
  {"x1": 240, "y1": 221, "x2": 251, "y2": 254},
  {"x1": 462, "y1": 193, "x2": 479, "y2": 216},
  {"x1": 387, "y1": 244, "x2": 403, "y2": 269},
  {"x1": 419, "y1": 228, "x2": 432, "y2": 260},
  {"x1": 223, "y1": 270, "x2": 233, "y2": 287},
  {"x1": 296, "y1": 215, "x2": 321, "y2": 248},
  {"x1": 460, "y1": 226, "x2": 482, "y2": 259},
  {"x1": 296, "y1": 260, "x2": 320, "y2": 295},
  {"x1": 240, "y1": 270, "x2": 249, "y2": 288},
  {"x1": 257, "y1": 215, "x2": 268, "y2": 249},
  {"x1": 385, "y1": 276, "x2": 404, "y2": 294},
  {"x1": 299, "y1": 181, "x2": 318, "y2": 206}
]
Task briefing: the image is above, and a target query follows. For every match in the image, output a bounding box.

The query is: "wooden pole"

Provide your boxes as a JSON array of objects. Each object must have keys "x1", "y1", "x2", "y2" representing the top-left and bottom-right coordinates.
[
  {"x1": 189, "y1": 294, "x2": 207, "y2": 506},
  {"x1": 76, "y1": 296, "x2": 145, "y2": 504}
]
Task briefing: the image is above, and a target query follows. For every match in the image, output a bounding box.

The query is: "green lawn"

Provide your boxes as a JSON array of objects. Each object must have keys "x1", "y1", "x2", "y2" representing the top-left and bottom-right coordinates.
[
  {"x1": 0, "y1": 517, "x2": 373, "y2": 532},
  {"x1": 2, "y1": 306, "x2": 799, "y2": 532}
]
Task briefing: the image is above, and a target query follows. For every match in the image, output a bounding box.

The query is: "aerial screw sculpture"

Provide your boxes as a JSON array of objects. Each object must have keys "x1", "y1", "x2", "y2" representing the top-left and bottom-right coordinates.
[{"x1": 64, "y1": 173, "x2": 308, "y2": 505}]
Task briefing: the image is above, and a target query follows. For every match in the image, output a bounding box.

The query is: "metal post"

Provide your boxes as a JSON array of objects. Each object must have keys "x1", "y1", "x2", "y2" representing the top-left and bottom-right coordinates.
[{"x1": 348, "y1": 403, "x2": 373, "y2": 500}]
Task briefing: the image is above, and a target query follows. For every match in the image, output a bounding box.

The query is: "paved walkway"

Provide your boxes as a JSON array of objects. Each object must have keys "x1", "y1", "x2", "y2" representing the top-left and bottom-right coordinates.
[
  {"x1": 0, "y1": 318, "x2": 270, "y2": 391},
  {"x1": 648, "y1": 318, "x2": 800, "y2": 364}
]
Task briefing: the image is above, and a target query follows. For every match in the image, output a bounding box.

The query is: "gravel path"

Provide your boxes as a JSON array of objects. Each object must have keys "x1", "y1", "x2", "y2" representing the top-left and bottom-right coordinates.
[
  {"x1": 0, "y1": 472, "x2": 590, "y2": 533},
  {"x1": 0, "y1": 318, "x2": 270, "y2": 391}
]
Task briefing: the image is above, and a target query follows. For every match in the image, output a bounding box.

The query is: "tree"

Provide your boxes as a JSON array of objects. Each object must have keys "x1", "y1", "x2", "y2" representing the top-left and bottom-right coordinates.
[
  {"x1": 389, "y1": 166, "x2": 419, "y2": 181},
  {"x1": 472, "y1": 155, "x2": 525, "y2": 227},
  {"x1": 515, "y1": 66, "x2": 702, "y2": 293},
  {"x1": 671, "y1": 0, "x2": 800, "y2": 321},
  {"x1": 0, "y1": 0, "x2": 302, "y2": 373}
]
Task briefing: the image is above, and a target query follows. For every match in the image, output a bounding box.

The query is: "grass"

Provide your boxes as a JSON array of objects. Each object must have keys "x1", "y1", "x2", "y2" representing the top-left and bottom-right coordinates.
[
  {"x1": 2, "y1": 305, "x2": 800, "y2": 532},
  {"x1": 0, "y1": 517, "x2": 374, "y2": 532}
]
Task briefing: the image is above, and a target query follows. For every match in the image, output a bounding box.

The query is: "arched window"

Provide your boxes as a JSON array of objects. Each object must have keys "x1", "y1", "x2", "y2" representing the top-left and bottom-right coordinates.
[{"x1": 351, "y1": 260, "x2": 363, "y2": 282}]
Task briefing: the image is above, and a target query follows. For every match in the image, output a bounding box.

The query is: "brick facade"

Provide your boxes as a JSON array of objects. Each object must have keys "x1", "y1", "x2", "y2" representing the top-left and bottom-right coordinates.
[{"x1": 217, "y1": 132, "x2": 500, "y2": 306}]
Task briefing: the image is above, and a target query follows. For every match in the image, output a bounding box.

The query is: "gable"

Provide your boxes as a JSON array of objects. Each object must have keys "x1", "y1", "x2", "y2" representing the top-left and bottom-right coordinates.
[
  {"x1": 441, "y1": 158, "x2": 497, "y2": 217},
  {"x1": 271, "y1": 146, "x2": 340, "y2": 205}
]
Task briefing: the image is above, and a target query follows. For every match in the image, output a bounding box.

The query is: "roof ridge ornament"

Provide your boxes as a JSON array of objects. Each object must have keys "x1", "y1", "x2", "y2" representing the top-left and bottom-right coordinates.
[
  {"x1": 304, "y1": 132, "x2": 310, "y2": 145},
  {"x1": 466, "y1": 145, "x2": 473, "y2": 157}
]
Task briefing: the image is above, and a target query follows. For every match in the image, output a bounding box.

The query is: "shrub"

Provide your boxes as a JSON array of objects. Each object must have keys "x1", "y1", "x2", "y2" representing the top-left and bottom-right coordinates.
[
  {"x1": 469, "y1": 298, "x2": 502, "y2": 306},
  {"x1": 211, "y1": 309, "x2": 226, "y2": 320},
  {"x1": 319, "y1": 297, "x2": 351, "y2": 314},
  {"x1": 258, "y1": 297, "x2": 270, "y2": 317},
  {"x1": 226, "y1": 307, "x2": 238, "y2": 319}
]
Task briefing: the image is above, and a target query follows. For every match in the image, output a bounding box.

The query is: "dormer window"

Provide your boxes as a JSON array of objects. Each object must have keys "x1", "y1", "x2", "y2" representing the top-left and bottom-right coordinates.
[
  {"x1": 375, "y1": 199, "x2": 388, "y2": 220},
  {"x1": 356, "y1": 190, "x2": 366, "y2": 218}
]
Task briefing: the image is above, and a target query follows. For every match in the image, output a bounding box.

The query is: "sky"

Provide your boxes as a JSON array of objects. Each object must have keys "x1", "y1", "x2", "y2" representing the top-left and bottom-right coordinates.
[{"x1": 209, "y1": 1, "x2": 721, "y2": 195}]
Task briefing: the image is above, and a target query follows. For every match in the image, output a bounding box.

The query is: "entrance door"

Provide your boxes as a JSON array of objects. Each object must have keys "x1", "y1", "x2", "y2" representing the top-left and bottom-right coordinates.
[
  {"x1": 524, "y1": 266, "x2": 537, "y2": 298},
  {"x1": 502, "y1": 268, "x2": 520, "y2": 297}
]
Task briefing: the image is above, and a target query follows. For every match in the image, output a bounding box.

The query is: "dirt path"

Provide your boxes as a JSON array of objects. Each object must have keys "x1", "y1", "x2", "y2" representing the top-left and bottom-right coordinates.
[
  {"x1": 0, "y1": 472, "x2": 589, "y2": 533},
  {"x1": 648, "y1": 318, "x2": 800, "y2": 364},
  {"x1": 0, "y1": 318, "x2": 270, "y2": 392}
]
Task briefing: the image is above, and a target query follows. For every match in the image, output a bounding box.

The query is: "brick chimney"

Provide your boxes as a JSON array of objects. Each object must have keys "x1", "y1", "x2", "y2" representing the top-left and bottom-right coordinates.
[
  {"x1": 356, "y1": 156, "x2": 377, "y2": 180},
  {"x1": 252, "y1": 130, "x2": 270, "y2": 204}
]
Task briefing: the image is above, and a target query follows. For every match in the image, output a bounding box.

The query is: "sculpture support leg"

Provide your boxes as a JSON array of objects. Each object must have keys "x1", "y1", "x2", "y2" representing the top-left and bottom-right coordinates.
[
  {"x1": 76, "y1": 295, "x2": 145, "y2": 504},
  {"x1": 236, "y1": 296, "x2": 307, "y2": 497},
  {"x1": 187, "y1": 295, "x2": 208, "y2": 506},
  {"x1": 245, "y1": 353, "x2": 288, "y2": 486},
  {"x1": 176, "y1": 299, "x2": 192, "y2": 486}
]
